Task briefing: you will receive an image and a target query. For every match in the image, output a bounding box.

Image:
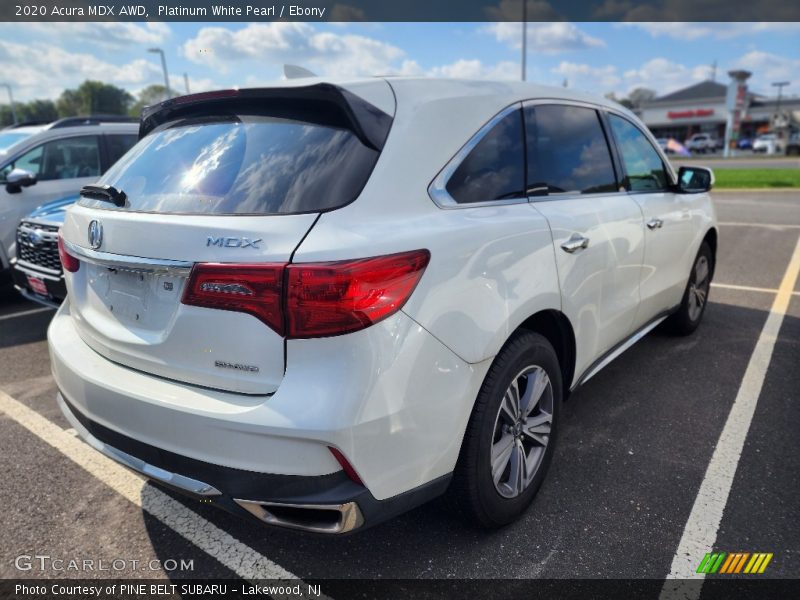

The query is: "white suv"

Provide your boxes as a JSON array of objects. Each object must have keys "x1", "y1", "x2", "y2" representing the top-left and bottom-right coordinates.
[{"x1": 49, "y1": 79, "x2": 717, "y2": 534}]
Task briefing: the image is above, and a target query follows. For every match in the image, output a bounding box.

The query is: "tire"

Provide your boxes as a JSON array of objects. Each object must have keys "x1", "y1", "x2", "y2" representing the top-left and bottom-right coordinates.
[
  {"x1": 667, "y1": 241, "x2": 713, "y2": 336},
  {"x1": 449, "y1": 331, "x2": 562, "y2": 528}
]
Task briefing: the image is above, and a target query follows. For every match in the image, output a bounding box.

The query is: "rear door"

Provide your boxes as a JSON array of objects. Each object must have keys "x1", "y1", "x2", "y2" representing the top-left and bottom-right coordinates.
[
  {"x1": 523, "y1": 102, "x2": 645, "y2": 382},
  {"x1": 605, "y1": 112, "x2": 697, "y2": 325},
  {"x1": 60, "y1": 86, "x2": 393, "y2": 395}
]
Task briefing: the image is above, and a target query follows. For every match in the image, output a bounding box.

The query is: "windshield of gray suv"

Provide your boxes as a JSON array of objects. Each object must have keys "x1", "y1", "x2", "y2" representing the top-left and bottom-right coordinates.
[
  {"x1": 0, "y1": 131, "x2": 34, "y2": 153},
  {"x1": 78, "y1": 114, "x2": 380, "y2": 215}
]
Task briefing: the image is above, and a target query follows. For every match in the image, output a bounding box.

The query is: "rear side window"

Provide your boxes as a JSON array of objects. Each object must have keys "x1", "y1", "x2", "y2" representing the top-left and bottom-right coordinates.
[
  {"x1": 524, "y1": 105, "x2": 617, "y2": 195},
  {"x1": 607, "y1": 114, "x2": 668, "y2": 192},
  {"x1": 80, "y1": 115, "x2": 380, "y2": 215},
  {"x1": 445, "y1": 109, "x2": 525, "y2": 204}
]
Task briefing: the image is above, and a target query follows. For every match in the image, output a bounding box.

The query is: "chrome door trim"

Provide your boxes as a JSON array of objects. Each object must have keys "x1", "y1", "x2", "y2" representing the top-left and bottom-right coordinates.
[
  {"x1": 428, "y1": 102, "x2": 528, "y2": 209},
  {"x1": 63, "y1": 239, "x2": 193, "y2": 276},
  {"x1": 571, "y1": 310, "x2": 674, "y2": 390}
]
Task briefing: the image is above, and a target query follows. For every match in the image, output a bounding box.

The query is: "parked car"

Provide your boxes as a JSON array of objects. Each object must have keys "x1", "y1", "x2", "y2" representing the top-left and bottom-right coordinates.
[
  {"x1": 0, "y1": 117, "x2": 138, "y2": 283},
  {"x1": 737, "y1": 137, "x2": 753, "y2": 150},
  {"x1": 753, "y1": 133, "x2": 783, "y2": 154},
  {"x1": 50, "y1": 80, "x2": 717, "y2": 533},
  {"x1": 786, "y1": 132, "x2": 800, "y2": 156},
  {"x1": 684, "y1": 133, "x2": 719, "y2": 153},
  {"x1": 10, "y1": 194, "x2": 78, "y2": 306}
]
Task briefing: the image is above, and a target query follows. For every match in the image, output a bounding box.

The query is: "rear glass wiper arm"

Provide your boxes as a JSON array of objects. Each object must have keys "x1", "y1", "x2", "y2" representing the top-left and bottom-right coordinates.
[{"x1": 81, "y1": 184, "x2": 127, "y2": 207}]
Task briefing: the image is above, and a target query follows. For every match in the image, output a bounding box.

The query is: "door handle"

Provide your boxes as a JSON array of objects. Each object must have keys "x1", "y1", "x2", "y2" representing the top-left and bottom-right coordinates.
[
  {"x1": 646, "y1": 218, "x2": 664, "y2": 230},
  {"x1": 561, "y1": 233, "x2": 590, "y2": 254}
]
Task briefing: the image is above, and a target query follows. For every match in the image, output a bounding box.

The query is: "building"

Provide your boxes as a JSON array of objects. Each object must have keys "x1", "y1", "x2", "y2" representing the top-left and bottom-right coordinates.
[{"x1": 638, "y1": 80, "x2": 800, "y2": 143}]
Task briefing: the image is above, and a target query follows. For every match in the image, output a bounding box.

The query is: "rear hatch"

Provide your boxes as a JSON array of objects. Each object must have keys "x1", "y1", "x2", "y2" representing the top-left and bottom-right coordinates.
[{"x1": 59, "y1": 83, "x2": 394, "y2": 394}]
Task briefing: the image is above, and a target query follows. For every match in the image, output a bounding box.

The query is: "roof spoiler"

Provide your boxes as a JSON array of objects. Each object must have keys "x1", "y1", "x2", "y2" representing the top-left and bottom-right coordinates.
[{"x1": 139, "y1": 84, "x2": 393, "y2": 152}]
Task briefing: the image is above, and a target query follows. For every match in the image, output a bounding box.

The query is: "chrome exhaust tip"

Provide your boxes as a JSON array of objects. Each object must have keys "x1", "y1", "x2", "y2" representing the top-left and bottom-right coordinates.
[{"x1": 234, "y1": 499, "x2": 364, "y2": 534}]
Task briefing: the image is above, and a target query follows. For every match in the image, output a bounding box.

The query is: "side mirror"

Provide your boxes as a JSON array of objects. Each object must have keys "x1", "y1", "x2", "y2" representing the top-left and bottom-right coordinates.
[
  {"x1": 5, "y1": 168, "x2": 37, "y2": 194},
  {"x1": 676, "y1": 166, "x2": 714, "y2": 193}
]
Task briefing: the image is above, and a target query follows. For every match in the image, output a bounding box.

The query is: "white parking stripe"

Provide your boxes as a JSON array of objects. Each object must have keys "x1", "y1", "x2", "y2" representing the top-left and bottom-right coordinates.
[
  {"x1": 0, "y1": 306, "x2": 54, "y2": 321},
  {"x1": 662, "y1": 235, "x2": 800, "y2": 597},
  {"x1": 0, "y1": 390, "x2": 315, "y2": 587},
  {"x1": 711, "y1": 282, "x2": 800, "y2": 296}
]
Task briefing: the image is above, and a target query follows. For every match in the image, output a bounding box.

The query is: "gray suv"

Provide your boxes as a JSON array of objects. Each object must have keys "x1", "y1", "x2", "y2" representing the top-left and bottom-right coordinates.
[{"x1": 0, "y1": 117, "x2": 138, "y2": 281}]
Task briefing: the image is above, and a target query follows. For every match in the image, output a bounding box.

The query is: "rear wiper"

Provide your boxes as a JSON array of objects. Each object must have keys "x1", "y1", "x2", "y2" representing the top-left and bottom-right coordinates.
[{"x1": 80, "y1": 184, "x2": 127, "y2": 207}]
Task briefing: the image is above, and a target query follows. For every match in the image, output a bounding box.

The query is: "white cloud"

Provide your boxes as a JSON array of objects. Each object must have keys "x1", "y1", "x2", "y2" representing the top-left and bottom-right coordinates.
[
  {"x1": 731, "y1": 51, "x2": 800, "y2": 95},
  {"x1": 182, "y1": 22, "x2": 404, "y2": 77},
  {"x1": 0, "y1": 40, "x2": 173, "y2": 101},
  {"x1": 552, "y1": 62, "x2": 621, "y2": 91},
  {"x1": 427, "y1": 59, "x2": 520, "y2": 80},
  {"x1": 622, "y1": 58, "x2": 713, "y2": 95},
  {"x1": 621, "y1": 22, "x2": 800, "y2": 41},
  {"x1": 485, "y1": 22, "x2": 605, "y2": 53},
  {"x1": 0, "y1": 22, "x2": 170, "y2": 48}
]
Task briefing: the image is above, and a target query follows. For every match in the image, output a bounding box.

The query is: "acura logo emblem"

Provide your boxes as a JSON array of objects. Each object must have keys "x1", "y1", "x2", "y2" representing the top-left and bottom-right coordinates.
[{"x1": 88, "y1": 220, "x2": 103, "y2": 249}]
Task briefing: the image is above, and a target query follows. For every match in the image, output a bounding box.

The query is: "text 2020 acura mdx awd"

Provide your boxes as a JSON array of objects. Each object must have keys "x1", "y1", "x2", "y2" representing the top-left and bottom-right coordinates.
[{"x1": 49, "y1": 78, "x2": 717, "y2": 534}]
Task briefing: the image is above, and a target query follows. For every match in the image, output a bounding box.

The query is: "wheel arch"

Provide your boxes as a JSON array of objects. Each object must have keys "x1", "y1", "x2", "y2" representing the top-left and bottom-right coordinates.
[{"x1": 516, "y1": 309, "x2": 577, "y2": 395}]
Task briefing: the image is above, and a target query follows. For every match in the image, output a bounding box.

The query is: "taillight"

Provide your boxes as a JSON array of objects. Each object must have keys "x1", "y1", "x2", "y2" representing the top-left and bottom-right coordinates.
[
  {"x1": 57, "y1": 233, "x2": 80, "y2": 273},
  {"x1": 181, "y1": 250, "x2": 430, "y2": 338},
  {"x1": 181, "y1": 264, "x2": 284, "y2": 334},
  {"x1": 286, "y1": 250, "x2": 430, "y2": 338},
  {"x1": 328, "y1": 446, "x2": 364, "y2": 486}
]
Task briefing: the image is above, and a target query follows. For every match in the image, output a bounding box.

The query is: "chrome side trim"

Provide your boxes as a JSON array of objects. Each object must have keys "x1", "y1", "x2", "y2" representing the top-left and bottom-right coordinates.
[
  {"x1": 572, "y1": 313, "x2": 670, "y2": 390},
  {"x1": 62, "y1": 240, "x2": 193, "y2": 276},
  {"x1": 57, "y1": 393, "x2": 222, "y2": 497},
  {"x1": 428, "y1": 102, "x2": 528, "y2": 209},
  {"x1": 235, "y1": 499, "x2": 365, "y2": 534}
]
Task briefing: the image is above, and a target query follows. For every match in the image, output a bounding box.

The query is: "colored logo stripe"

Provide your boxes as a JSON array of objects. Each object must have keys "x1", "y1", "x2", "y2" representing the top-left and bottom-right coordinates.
[{"x1": 697, "y1": 552, "x2": 773, "y2": 574}]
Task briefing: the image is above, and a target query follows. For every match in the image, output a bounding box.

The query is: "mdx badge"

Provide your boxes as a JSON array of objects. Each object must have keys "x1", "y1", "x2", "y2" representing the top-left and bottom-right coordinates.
[
  {"x1": 88, "y1": 220, "x2": 103, "y2": 249},
  {"x1": 207, "y1": 236, "x2": 262, "y2": 249}
]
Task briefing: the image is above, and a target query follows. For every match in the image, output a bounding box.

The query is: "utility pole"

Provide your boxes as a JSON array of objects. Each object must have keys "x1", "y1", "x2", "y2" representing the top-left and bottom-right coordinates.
[
  {"x1": 711, "y1": 60, "x2": 717, "y2": 82},
  {"x1": 772, "y1": 81, "x2": 789, "y2": 115},
  {"x1": 521, "y1": 1, "x2": 527, "y2": 82},
  {"x1": 184, "y1": 73, "x2": 191, "y2": 95},
  {"x1": 1, "y1": 83, "x2": 18, "y2": 124},
  {"x1": 148, "y1": 47, "x2": 172, "y2": 99}
]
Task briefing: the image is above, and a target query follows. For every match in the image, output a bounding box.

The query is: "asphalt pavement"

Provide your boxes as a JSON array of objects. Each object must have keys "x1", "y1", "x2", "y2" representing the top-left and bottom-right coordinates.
[{"x1": 0, "y1": 191, "x2": 798, "y2": 588}]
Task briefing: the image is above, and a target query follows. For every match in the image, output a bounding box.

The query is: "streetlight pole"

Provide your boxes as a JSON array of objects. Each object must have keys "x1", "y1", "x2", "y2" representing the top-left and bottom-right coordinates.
[
  {"x1": 521, "y1": 1, "x2": 527, "y2": 82},
  {"x1": 772, "y1": 81, "x2": 789, "y2": 116},
  {"x1": 1, "y1": 83, "x2": 18, "y2": 125},
  {"x1": 183, "y1": 73, "x2": 191, "y2": 95},
  {"x1": 148, "y1": 47, "x2": 171, "y2": 99}
]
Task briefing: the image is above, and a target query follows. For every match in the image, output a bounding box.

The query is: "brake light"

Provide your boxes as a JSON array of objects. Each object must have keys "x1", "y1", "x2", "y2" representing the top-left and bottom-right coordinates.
[
  {"x1": 181, "y1": 250, "x2": 430, "y2": 338},
  {"x1": 181, "y1": 264, "x2": 284, "y2": 334},
  {"x1": 286, "y1": 250, "x2": 430, "y2": 338},
  {"x1": 57, "y1": 233, "x2": 80, "y2": 273}
]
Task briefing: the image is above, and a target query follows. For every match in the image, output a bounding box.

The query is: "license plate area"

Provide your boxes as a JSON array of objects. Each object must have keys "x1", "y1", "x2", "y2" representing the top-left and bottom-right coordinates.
[{"x1": 27, "y1": 275, "x2": 49, "y2": 297}]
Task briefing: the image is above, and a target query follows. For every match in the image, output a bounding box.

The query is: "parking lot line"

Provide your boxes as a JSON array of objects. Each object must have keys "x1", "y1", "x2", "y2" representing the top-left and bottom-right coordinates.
[
  {"x1": 662, "y1": 235, "x2": 800, "y2": 594},
  {"x1": 0, "y1": 306, "x2": 54, "y2": 321},
  {"x1": 0, "y1": 389, "x2": 308, "y2": 585},
  {"x1": 711, "y1": 282, "x2": 800, "y2": 296}
]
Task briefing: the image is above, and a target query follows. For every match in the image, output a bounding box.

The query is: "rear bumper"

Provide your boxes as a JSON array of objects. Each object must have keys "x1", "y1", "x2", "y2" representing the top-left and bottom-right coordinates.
[
  {"x1": 58, "y1": 390, "x2": 450, "y2": 534},
  {"x1": 48, "y1": 298, "x2": 489, "y2": 503}
]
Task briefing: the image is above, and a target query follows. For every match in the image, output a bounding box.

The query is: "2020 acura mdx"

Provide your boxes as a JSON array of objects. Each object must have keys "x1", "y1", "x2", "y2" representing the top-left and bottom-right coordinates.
[{"x1": 49, "y1": 78, "x2": 717, "y2": 533}]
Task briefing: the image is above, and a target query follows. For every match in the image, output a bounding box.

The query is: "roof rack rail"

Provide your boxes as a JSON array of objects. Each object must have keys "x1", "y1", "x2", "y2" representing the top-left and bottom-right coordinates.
[
  {"x1": 2, "y1": 119, "x2": 51, "y2": 129},
  {"x1": 49, "y1": 115, "x2": 138, "y2": 129}
]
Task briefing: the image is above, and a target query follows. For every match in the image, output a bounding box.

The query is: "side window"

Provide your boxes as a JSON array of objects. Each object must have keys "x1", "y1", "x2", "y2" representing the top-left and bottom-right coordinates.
[
  {"x1": 0, "y1": 144, "x2": 44, "y2": 182},
  {"x1": 445, "y1": 109, "x2": 525, "y2": 204},
  {"x1": 39, "y1": 136, "x2": 101, "y2": 181},
  {"x1": 106, "y1": 134, "x2": 138, "y2": 167},
  {"x1": 524, "y1": 104, "x2": 617, "y2": 195},
  {"x1": 607, "y1": 114, "x2": 668, "y2": 192}
]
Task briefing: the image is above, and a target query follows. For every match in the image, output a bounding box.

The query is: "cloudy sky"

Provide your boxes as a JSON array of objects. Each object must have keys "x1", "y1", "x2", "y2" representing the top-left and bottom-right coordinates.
[{"x1": 0, "y1": 21, "x2": 797, "y2": 103}]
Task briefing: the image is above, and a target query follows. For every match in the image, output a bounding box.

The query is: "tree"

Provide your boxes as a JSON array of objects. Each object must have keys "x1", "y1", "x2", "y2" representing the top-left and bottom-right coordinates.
[
  {"x1": 604, "y1": 92, "x2": 633, "y2": 110},
  {"x1": 129, "y1": 84, "x2": 169, "y2": 118},
  {"x1": 56, "y1": 80, "x2": 134, "y2": 117},
  {"x1": 0, "y1": 99, "x2": 58, "y2": 127},
  {"x1": 627, "y1": 87, "x2": 657, "y2": 109}
]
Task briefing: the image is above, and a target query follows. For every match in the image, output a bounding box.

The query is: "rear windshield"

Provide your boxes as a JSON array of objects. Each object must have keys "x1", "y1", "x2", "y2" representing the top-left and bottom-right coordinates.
[{"x1": 78, "y1": 114, "x2": 380, "y2": 215}]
